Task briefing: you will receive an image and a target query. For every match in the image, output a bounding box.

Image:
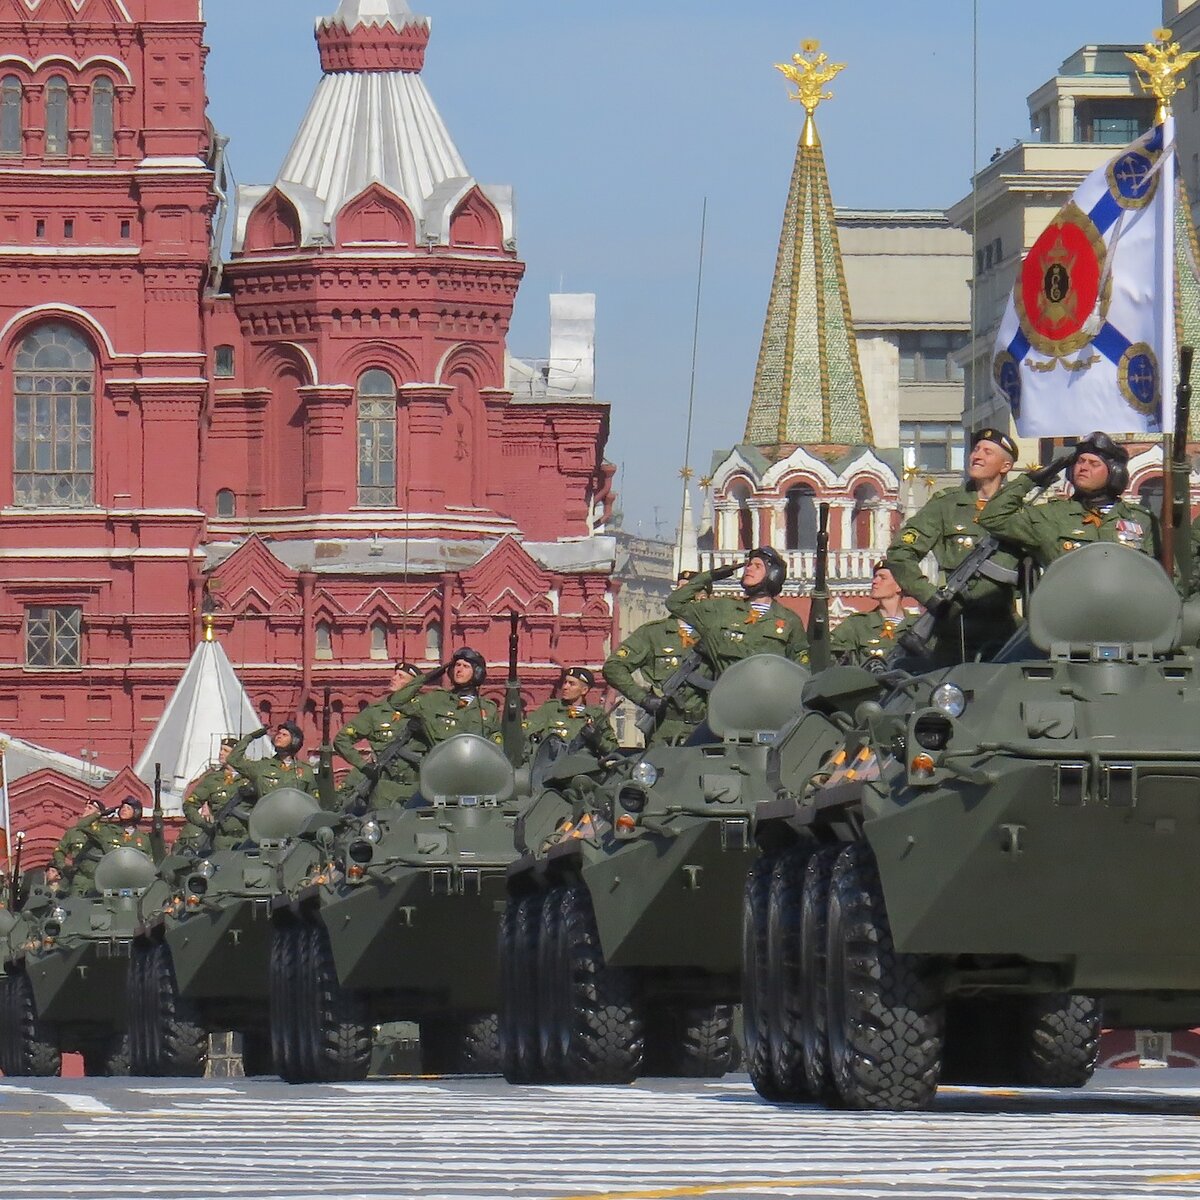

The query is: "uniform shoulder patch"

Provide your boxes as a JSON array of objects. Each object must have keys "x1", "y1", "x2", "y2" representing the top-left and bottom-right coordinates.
[
  {"x1": 901, "y1": 530, "x2": 918, "y2": 544},
  {"x1": 616, "y1": 647, "x2": 629, "y2": 657}
]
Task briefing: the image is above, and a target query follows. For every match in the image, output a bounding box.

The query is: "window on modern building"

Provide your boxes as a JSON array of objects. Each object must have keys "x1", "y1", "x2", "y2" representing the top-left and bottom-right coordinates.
[
  {"x1": 784, "y1": 484, "x2": 817, "y2": 551},
  {"x1": 91, "y1": 77, "x2": 114, "y2": 156},
  {"x1": 357, "y1": 369, "x2": 397, "y2": 507},
  {"x1": 900, "y1": 422, "x2": 966, "y2": 474},
  {"x1": 315, "y1": 621, "x2": 333, "y2": 660},
  {"x1": 425, "y1": 623, "x2": 442, "y2": 661},
  {"x1": 45, "y1": 75, "x2": 68, "y2": 156},
  {"x1": 13, "y1": 323, "x2": 96, "y2": 507},
  {"x1": 1, "y1": 75, "x2": 21, "y2": 155},
  {"x1": 369, "y1": 620, "x2": 388, "y2": 660},
  {"x1": 214, "y1": 344, "x2": 235, "y2": 378},
  {"x1": 898, "y1": 331, "x2": 968, "y2": 384},
  {"x1": 25, "y1": 605, "x2": 82, "y2": 668},
  {"x1": 215, "y1": 488, "x2": 236, "y2": 517}
]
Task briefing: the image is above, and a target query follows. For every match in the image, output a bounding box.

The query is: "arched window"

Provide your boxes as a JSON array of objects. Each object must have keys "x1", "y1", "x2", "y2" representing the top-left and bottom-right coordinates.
[
  {"x1": 784, "y1": 485, "x2": 818, "y2": 551},
  {"x1": 369, "y1": 620, "x2": 388, "y2": 659},
  {"x1": 13, "y1": 323, "x2": 95, "y2": 507},
  {"x1": 315, "y1": 621, "x2": 333, "y2": 660},
  {"x1": 1137, "y1": 476, "x2": 1163, "y2": 514},
  {"x1": 1, "y1": 76, "x2": 22, "y2": 155},
  {"x1": 45, "y1": 76, "x2": 68, "y2": 157},
  {"x1": 729, "y1": 483, "x2": 753, "y2": 552},
  {"x1": 215, "y1": 488, "x2": 236, "y2": 518},
  {"x1": 425, "y1": 623, "x2": 442, "y2": 661},
  {"x1": 91, "y1": 77, "x2": 114, "y2": 156},
  {"x1": 357, "y1": 369, "x2": 396, "y2": 507},
  {"x1": 852, "y1": 483, "x2": 880, "y2": 549}
]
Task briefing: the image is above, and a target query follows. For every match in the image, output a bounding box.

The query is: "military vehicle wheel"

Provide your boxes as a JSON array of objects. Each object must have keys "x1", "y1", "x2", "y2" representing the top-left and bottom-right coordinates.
[
  {"x1": 560, "y1": 884, "x2": 642, "y2": 1083},
  {"x1": 83, "y1": 1032, "x2": 130, "y2": 1077},
  {"x1": 742, "y1": 857, "x2": 783, "y2": 1100},
  {"x1": 645, "y1": 1003, "x2": 734, "y2": 1077},
  {"x1": 498, "y1": 899, "x2": 520, "y2": 1079},
  {"x1": 7, "y1": 971, "x2": 60, "y2": 1077},
  {"x1": 307, "y1": 920, "x2": 371, "y2": 1082},
  {"x1": 537, "y1": 887, "x2": 570, "y2": 1080},
  {"x1": 766, "y1": 848, "x2": 810, "y2": 1098},
  {"x1": 799, "y1": 845, "x2": 841, "y2": 1103},
  {"x1": 241, "y1": 1029, "x2": 274, "y2": 1077},
  {"x1": 503, "y1": 892, "x2": 544, "y2": 1084},
  {"x1": 826, "y1": 842, "x2": 944, "y2": 1112},
  {"x1": 269, "y1": 920, "x2": 304, "y2": 1083},
  {"x1": 1019, "y1": 994, "x2": 1100, "y2": 1088},
  {"x1": 144, "y1": 940, "x2": 207, "y2": 1077}
]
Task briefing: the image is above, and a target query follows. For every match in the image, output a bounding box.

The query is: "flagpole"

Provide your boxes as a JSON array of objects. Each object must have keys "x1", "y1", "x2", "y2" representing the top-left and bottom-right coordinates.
[
  {"x1": 0, "y1": 739, "x2": 9, "y2": 872},
  {"x1": 1160, "y1": 113, "x2": 1177, "y2": 573}
]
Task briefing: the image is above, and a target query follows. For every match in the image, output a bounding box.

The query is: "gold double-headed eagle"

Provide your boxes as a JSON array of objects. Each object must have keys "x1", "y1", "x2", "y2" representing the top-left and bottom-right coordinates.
[
  {"x1": 775, "y1": 39, "x2": 845, "y2": 116},
  {"x1": 1127, "y1": 28, "x2": 1200, "y2": 119}
]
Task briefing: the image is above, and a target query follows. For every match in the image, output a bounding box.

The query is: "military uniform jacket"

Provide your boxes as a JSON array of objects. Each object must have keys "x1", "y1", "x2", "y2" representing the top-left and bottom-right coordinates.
[
  {"x1": 183, "y1": 765, "x2": 249, "y2": 832},
  {"x1": 830, "y1": 608, "x2": 920, "y2": 666},
  {"x1": 524, "y1": 699, "x2": 617, "y2": 753},
  {"x1": 334, "y1": 698, "x2": 419, "y2": 781},
  {"x1": 887, "y1": 484, "x2": 1021, "y2": 613},
  {"x1": 388, "y1": 677, "x2": 501, "y2": 746},
  {"x1": 666, "y1": 571, "x2": 810, "y2": 675},
  {"x1": 602, "y1": 616, "x2": 709, "y2": 725},
  {"x1": 52, "y1": 813, "x2": 153, "y2": 879},
  {"x1": 226, "y1": 731, "x2": 317, "y2": 797},
  {"x1": 978, "y1": 474, "x2": 1159, "y2": 567}
]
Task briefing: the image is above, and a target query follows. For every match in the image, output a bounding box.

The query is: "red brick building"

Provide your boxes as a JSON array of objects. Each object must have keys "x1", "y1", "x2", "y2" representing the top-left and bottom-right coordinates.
[{"x1": 0, "y1": 0, "x2": 615, "y2": 770}]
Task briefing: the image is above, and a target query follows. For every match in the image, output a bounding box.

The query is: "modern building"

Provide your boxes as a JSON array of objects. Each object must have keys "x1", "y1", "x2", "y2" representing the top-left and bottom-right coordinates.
[{"x1": 0, "y1": 0, "x2": 616, "y2": 773}]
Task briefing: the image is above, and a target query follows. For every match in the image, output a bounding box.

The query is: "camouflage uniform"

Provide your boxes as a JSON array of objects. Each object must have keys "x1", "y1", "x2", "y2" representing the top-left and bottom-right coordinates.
[
  {"x1": 978, "y1": 474, "x2": 1159, "y2": 566},
  {"x1": 830, "y1": 608, "x2": 920, "y2": 667},
  {"x1": 524, "y1": 698, "x2": 617, "y2": 755},
  {"x1": 51, "y1": 812, "x2": 153, "y2": 895},
  {"x1": 226, "y1": 731, "x2": 318, "y2": 798},
  {"x1": 887, "y1": 484, "x2": 1022, "y2": 663},
  {"x1": 388, "y1": 676, "x2": 501, "y2": 747},
  {"x1": 603, "y1": 616, "x2": 710, "y2": 744},
  {"x1": 181, "y1": 763, "x2": 254, "y2": 850},
  {"x1": 666, "y1": 570, "x2": 810, "y2": 676},
  {"x1": 334, "y1": 698, "x2": 419, "y2": 785}
]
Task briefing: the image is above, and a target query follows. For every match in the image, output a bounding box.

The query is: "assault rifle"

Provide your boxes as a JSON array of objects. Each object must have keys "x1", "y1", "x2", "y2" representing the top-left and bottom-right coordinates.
[
  {"x1": 634, "y1": 649, "x2": 707, "y2": 739},
  {"x1": 1163, "y1": 344, "x2": 1194, "y2": 586},
  {"x1": 343, "y1": 727, "x2": 421, "y2": 818},
  {"x1": 501, "y1": 612, "x2": 526, "y2": 769},
  {"x1": 317, "y1": 686, "x2": 337, "y2": 810},
  {"x1": 8, "y1": 830, "x2": 22, "y2": 911},
  {"x1": 808, "y1": 503, "x2": 831, "y2": 672},
  {"x1": 150, "y1": 762, "x2": 166, "y2": 863}
]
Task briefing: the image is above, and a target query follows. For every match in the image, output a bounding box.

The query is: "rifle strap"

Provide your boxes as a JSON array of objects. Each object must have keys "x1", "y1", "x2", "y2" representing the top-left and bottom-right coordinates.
[{"x1": 976, "y1": 560, "x2": 1018, "y2": 586}]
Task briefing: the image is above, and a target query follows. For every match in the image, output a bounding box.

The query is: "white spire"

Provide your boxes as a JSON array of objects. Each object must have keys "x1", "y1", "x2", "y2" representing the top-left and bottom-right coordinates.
[
  {"x1": 673, "y1": 484, "x2": 699, "y2": 577},
  {"x1": 321, "y1": 0, "x2": 426, "y2": 31}
]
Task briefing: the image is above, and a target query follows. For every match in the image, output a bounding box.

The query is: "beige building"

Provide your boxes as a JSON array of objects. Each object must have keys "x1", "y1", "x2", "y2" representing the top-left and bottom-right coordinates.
[{"x1": 948, "y1": 45, "x2": 1154, "y2": 443}]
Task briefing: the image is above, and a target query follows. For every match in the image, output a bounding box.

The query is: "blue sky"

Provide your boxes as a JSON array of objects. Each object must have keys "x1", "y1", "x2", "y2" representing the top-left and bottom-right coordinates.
[{"x1": 204, "y1": 0, "x2": 1159, "y2": 536}]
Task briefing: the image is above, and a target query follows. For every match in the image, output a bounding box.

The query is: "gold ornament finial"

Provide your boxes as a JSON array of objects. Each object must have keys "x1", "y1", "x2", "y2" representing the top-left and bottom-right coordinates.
[
  {"x1": 202, "y1": 612, "x2": 216, "y2": 643},
  {"x1": 679, "y1": 466, "x2": 695, "y2": 482},
  {"x1": 776, "y1": 39, "x2": 845, "y2": 145},
  {"x1": 1127, "y1": 28, "x2": 1200, "y2": 122},
  {"x1": 698, "y1": 474, "x2": 713, "y2": 492}
]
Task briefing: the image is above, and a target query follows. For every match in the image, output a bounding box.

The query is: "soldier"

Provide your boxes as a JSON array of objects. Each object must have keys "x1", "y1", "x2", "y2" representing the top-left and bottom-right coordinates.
[
  {"x1": 887, "y1": 427, "x2": 1024, "y2": 664},
  {"x1": 978, "y1": 431, "x2": 1159, "y2": 566},
  {"x1": 603, "y1": 570, "x2": 713, "y2": 745},
  {"x1": 334, "y1": 662, "x2": 421, "y2": 780},
  {"x1": 666, "y1": 548, "x2": 809, "y2": 679},
  {"x1": 830, "y1": 562, "x2": 920, "y2": 668},
  {"x1": 227, "y1": 720, "x2": 318, "y2": 798},
  {"x1": 389, "y1": 648, "x2": 501, "y2": 747},
  {"x1": 524, "y1": 667, "x2": 616, "y2": 756},
  {"x1": 46, "y1": 797, "x2": 153, "y2": 895},
  {"x1": 180, "y1": 735, "x2": 254, "y2": 850}
]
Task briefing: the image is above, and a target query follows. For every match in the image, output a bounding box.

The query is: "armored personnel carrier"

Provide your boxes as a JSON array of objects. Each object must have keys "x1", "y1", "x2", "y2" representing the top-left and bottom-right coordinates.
[
  {"x1": 500, "y1": 655, "x2": 828, "y2": 1085},
  {"x1": 268, "y1": 734, "x2": 523, "y2": 1084},
  {"x1": 0, "y1": 848, "x2": 162, "y2": 1075},
  {"x1": 749, "y1": 543, "x2": 1200, "y2": 1111},
  {"x1": 126, "y1": 787, "x2": 322, "y2": 1076}
]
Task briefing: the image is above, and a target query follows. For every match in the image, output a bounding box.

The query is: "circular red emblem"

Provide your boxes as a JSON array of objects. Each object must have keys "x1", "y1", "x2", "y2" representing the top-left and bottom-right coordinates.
[{"x1": 1015, "y1": 202, "x2": 1106, "y2": 358}]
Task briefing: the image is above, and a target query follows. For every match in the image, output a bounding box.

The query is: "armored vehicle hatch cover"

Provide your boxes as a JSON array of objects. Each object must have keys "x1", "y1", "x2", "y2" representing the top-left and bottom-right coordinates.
[
  {"x1": 420, "y1": 734, "x2": 515, "y2": 805},
  {"x1": 707, "y1": 655, "x2": 811, "y2": 741},
  {"x1": 1028, "y1": 543, "x2": 1181, "y2": 658},
  {"x1": 247, "y1": 787, "x2": 322, "y2": 843},
  {"x1": 93, "y1": 847, "x2": 157, "y2": 894}
]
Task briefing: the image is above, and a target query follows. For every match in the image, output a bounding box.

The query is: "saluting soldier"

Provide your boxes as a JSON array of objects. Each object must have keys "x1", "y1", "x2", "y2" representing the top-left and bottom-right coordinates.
[
  {"x1": 831, "y1": 562, "x2": 920, "y2": 668},
  {"x1": 388, "y1": 648, "x2": 501, "y2": 747},
  {"x1": 180, "y1": 736, "x2": 254, "y2": 850},
  {"x1": 978, "y1": 431, "x2": 1159, "y2": 566},
  {"x1": 46, "y1": 797, "x2": 153, "y2": 895},
  {"x1": 603, "y1": 570, "x2": 712, "y2": 745},
  {"x1": 666, "y1": 547, "x2": 809, "y2": 678},
  {"x1": 227, "y1": 721, "x2": 318, "y2": 798},
  {"x1": 334, "y1": 662, "x2": 422, "y2": 790},
  {"x1": 524, "y1": 667, "x2": 616, "y2": 756},
  {"x1": 887, "y1": 428, "x2": 1024, "y2": 664}
]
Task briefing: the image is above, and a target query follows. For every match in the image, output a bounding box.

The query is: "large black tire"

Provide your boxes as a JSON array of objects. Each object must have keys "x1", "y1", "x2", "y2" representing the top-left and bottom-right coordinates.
[
  {"x1": 766, "y1": 848, "x2": 809, "y2": 1099},
  {"x1": 826, "y1": 842, "x2": 944, "y2": 1112},
  {"x1": 503, "y1": 892, "x2": 544, "y2": 1084},
  {"x1": 306, "y1": 920, "x2": 371, "y2": 1082},
  {"x1": 126, "y1": 942, "x2": 149, "y2": 1073},
  {"x1": 645, "y1": 1003, "x2": 735, "y2": 1078},
  {"x1": 741, "y1": 856, "x2": 781, "y2": 1100},
  {"x1": 143, "y1": 941, "x2": 207, "y2": 1077},
  {"x1": 240, "y1": 1029, "x2": 274, "y2": 1077},
  {"x1": 83, "y1": 1032, "x2": 130, "y2": 1077},
  {"x1": 7, "y1": 971, "x2": 61, "y2": 1077},
  {"x1": 1019, "y1": 994, "x2": 1101, "y2": 1088},
  {"x1": 498, "y1": 899, "x2": 521, "y2": 1080},
  {"x1": 560, "y1": 884, "x2": 642, "y2": 1083},
  {"x1": 537, "y1": 887, "x2": 569, "y2": 1081},
  {"x1": 269, "y1": 920, "x2": 303, "y2": 1083},
  {"x1": 799, "y1": 845, "x2": 841, "y2": 1103},
  {"x1": 420, "y1": 1013, "x2": 502, "y2": 1074}
]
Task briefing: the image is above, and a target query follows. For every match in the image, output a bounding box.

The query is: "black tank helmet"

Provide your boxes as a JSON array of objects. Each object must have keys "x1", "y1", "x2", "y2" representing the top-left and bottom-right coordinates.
[
  {"x1": 449, "y1": 647, "x2": 487, "y2": 689},
  {"x1": 745, "y1": 546, "x2": 787, "y2": 598},
  {"x1": 116, "y1": 795, "x2": 143, "y2": 823},
  {"x1": 1070, "y1": 431, "x2": 1130, "y2": 498},
  {"x1": 278, "y1": 720, "x2": 304, "y2": 755}
]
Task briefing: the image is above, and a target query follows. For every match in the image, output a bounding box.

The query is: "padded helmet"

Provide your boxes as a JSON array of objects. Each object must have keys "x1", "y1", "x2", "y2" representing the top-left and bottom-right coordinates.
[
  {"x1": 745, "y1": 546, "x2": 787, "y2": 597},
  {"x1": 449, "y1": 647, "x2": 487, "y2": 689},
  {"x1": 1070, "y1": 431, "x2": 1129, "y2": 498},
  {"x1": 116, "y1": 796, "x2": 143, "y2": 823},
  {"x1": 278, "y1": 720, "x2": 304, "y2": 754}
]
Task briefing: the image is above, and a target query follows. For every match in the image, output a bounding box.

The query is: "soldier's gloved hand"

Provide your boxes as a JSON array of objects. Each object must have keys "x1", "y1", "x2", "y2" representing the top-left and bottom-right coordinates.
[
  {"x1": 640, "y1": 695, "x2": 665, "y2": 717},
  {"x1": 710, "y1": 563, "x2": 740, "y2": 582},
  {"x1": 361, "y1": 761, "x2": 381, "y2": 784},
  {"x1": 251, "y1": 725, "x2": 269, "y2": 739},
  {"x1": 924, "y1": 589, "x2": 954, "y2": 620},
  {"x1": 1025, "y1": 453, "x2": 1072, "y2": 489}
]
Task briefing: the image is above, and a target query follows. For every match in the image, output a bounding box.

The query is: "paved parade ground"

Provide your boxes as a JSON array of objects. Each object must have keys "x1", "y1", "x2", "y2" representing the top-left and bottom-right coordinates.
[{"x1": 1, "y1": 1070, "x2": 1199, "y2": 1200}]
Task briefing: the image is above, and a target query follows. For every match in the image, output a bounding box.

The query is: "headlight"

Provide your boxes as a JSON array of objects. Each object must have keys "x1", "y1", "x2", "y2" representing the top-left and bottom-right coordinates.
[
  {"x1": 186, "y1": 875, "x2": 209, "y2": 896},
  {"x1": 347, "y1": 840, "x2": 374, "y2": 866},
  {"x1": 618, "y1": 786, "x2": 647, "y2": 814},
  {"x1": 913, "y1": 714, "x2": 954, "y2": 752},
  {"x1": 931, "y1": 683, "x2": 966, "y2": 718},
  {"x1": 195, "y1": 859, "x2": 216, "y2": 879},
  {"x1": 630, "y1": 760, "x2": 659, "y2": 788},
  {"x1": 360, "y1": 819, "x2": 382, "y2": 844},
  {"x1": 50, "y1": 906, "x2": 67, "y2": 924}
]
